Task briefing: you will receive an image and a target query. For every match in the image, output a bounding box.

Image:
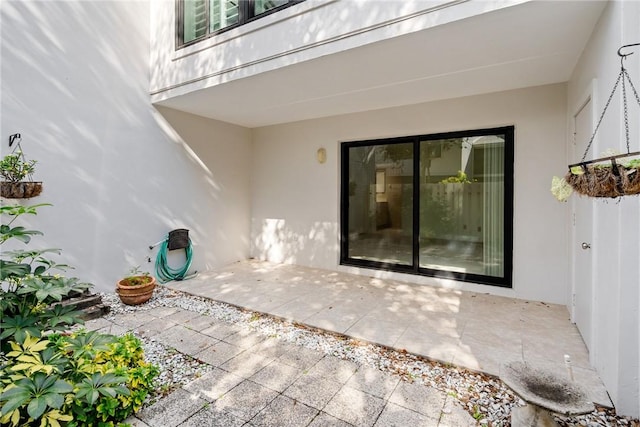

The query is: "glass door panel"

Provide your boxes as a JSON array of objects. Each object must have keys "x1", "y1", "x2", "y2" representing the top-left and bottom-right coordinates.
[
  {"x1": 419, "y1": 136, "x2": 505, "y2": 278},
  {"x1": 347, "y1": 143, "x2": 413, "y2": 266}
]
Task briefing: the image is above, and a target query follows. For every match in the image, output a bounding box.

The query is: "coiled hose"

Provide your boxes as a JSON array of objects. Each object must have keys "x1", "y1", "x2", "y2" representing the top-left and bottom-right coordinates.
[{"x1": 155, "y1": 237, "x2": 194, "y2": 283}]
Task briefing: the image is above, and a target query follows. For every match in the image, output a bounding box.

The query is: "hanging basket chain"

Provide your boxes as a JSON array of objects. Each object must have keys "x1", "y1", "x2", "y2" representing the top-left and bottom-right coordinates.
[
  {"x1": 580, "y1": 69, "x2": 624, "y2": 162},
  {"x1": 578, "y1": 63, "x2": 640, "y2": 163},
  {"x1": 622, "y1": 69, "x2": 630, "y2": 154},
  {"x1": 624, "y1": 67, "x2": 640, "y2": 115},
  {"x1": 564, "y1": 44, "x2": 640, "y2": 198}
]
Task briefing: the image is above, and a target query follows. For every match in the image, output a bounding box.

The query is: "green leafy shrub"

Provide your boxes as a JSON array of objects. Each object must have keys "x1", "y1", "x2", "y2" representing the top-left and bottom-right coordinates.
[
  {"x1": 119, "y1": 266, "x2": 152, "y2": 287},
  {"x1": 440, "y1": 170, "x2": 472, "y2": 184},
  {"x1": 0, "y1": 151, "x2": 36, "y2": 183},
  {"x1": 0, "y1": 204, "x2": 158, "y2": 426}
]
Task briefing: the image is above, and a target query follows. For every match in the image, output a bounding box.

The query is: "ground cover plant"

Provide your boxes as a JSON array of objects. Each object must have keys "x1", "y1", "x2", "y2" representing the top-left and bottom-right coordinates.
[{"x1": 0, "y1": 204, "x2": 158, "y2": 426}]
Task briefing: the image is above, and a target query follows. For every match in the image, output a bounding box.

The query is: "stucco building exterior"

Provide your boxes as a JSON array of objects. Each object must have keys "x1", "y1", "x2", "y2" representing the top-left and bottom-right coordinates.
[{"x1": 2, "y1": 0, "x2": 639, "y2": 417}]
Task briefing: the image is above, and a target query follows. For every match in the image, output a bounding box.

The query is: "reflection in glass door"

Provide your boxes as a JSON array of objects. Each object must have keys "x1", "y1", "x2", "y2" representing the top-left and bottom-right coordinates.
[
  {"x1": 419, "y1": 136, "x2": 505, "y2": 278},
  {"x1": 341, "y1": 127, "x2": 513, "y2": 287},
  {"x1": 345, "y1": 143, "x2": 413, "y2": 266}
]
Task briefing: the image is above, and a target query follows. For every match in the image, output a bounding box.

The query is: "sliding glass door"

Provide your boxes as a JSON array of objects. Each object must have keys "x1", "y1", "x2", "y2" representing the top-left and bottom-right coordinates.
[
  {"x1": 341, "y1": 127, "x2": 513, "y2": 287},
  {"x1": 345, "y1": 142, "x2": 414, "y2": 266},
  {"x1": 418, "y1": 135, "x2": 506, "y2": 278}
]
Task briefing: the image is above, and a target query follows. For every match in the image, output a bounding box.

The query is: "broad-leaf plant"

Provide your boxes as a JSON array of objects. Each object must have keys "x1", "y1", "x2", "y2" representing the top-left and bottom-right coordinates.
[{"x1": 0, "y1": 204, "x2": 158, "y2": 426}]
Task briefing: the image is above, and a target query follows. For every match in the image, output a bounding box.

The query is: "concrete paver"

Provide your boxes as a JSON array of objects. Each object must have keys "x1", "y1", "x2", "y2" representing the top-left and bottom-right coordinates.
[
  {"x1": 212, "y1": 380, "x2": 279, "y2": 421},
  {"x1": 154, "y1": 325, "x2": 219, "y2": 356},
  {"x1": 277, "y1": 345, "x2": 326, "y2": 371},
  {"x1": 200, "y1": 321, "x2": 244, "y2": 340},
  {"x1": 115, "y1": 260, "x2": 610, "y2": 426},
  {"x1": 283, "y1": 374, "x2": 343, "y2": 410},
  {"x1": 307, "y1": 412, "x2": 354, "y2": 427},
  {"x1": 388, "y1": 380, "x2": 447, "y2": 417},
  {"x1": 179, "y1": 407, "x2": 245, "y2": 427},
  {"x1": 136, "y1": 319, "x2": 177, "y2": 338},
  {"x1": 250, "y1": 395, "x2": 319, "y2": 427},
  {"x1": 194, "y1": 340, "x2": 245, "y2": 366},
  {"x1": 223, "y1": 329, "x2": 266, "y2": 349},
  {"x1": 112, "y1": 312, "x2": 156, "y2": 330},
  {"x1": 181, "y1": 313, "x2": 218, "y2": 331},
  {"x1": 440, "y1": 395, "x2": 478, "y2": 427},
  {"x1": 323, "y1": 386, "x2": 386, "y2": 426},
  {"x1": 168, "y1": 260, "x2": 608, "y2": 407},
  {"x1": 345, "y1": 365, "x2": 400, "y2": 400},
  {"x1": 249, "y1": 360, "x2": 304, "y2": 392},
  {"x1": 183, "y1": 368, "x2": 245, "y2": 401},
  {"x1": 164, "y1": 308, "x2": 203, "y2": 324},
  {"x1": 137, "y1": 388, "x2": 207, "y2": 427},
  {"x1": 306, "y1": 355, "x2": 358, "y2": 384},
  {"x1": 374, "y1": 402, "x2": 437, "y2": 426},
  {"x1": 220, "y1": 351, "x2": 274, "y2": 378}
]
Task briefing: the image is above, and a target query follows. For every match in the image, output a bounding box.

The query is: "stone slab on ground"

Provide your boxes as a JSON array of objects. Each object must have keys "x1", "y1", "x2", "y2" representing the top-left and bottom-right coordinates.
[
  {"x1": 283, "y1": 373, "x2": 344, "y2": 410},
  {"x1": 307, "y1": 412, "x2": 355, "y2": 427},
  {"x1": 249, "y1": 360, "x2": 303, "y2": 392},
  {"x1": 178, "y1": 407, "x2": 246, "y2": 427},
  {"x1": 137, "y1": 388, "x2": 207, "y2": 427},
  {"x1": 250, "y1": 395, "x2": 319, "y2": 427},
  {"x1": 183, "y1": 368, "x2": 245, "y2": 402},
  {"x1": 345, "y1": 365, "x2": 400, "y2": 400},
  {"x1": 154, "y1": 324, "x2": 220, "y2": 356},
  {"x1": 323, "y1": 386, "x2": 386, "y2": 426},
  {"x1": 194, "y1": 340, "x2": 245, "y2": 366},
  {"x1": 212, "y1": 380, "x2": 279, "y2": 421},
  {"x1": 374, "y1": 402, "x2": 439, "y2": 426}
]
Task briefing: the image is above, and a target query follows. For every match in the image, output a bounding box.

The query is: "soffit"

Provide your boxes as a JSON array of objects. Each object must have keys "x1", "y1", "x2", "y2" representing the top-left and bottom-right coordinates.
[{"x1": 155, "y1": 1, "x2": 607, "y2": 128}]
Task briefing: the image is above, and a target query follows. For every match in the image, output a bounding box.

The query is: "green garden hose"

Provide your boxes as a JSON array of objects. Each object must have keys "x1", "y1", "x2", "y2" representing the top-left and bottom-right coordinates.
[{"x1": 154, "y1": 237, "x2": 194, "y2": 283}]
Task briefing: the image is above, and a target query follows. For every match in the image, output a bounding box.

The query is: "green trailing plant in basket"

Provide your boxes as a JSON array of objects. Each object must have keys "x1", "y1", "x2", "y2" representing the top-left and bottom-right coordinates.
[
  {"x1": 0, "y1": 151, "x2": 36, "y2": 183},
  {"x1": 0, "y1": 148, "x2": 42, "y2": 199},
  {"x1": 120, "y1": 266, "x2": 153, "y2": 287}
]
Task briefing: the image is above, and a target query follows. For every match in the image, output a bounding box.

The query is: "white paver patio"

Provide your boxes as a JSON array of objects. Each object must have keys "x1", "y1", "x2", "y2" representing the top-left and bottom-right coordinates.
[{"x1": 167, "y1": 260, "x2": 610, "y2": 407}]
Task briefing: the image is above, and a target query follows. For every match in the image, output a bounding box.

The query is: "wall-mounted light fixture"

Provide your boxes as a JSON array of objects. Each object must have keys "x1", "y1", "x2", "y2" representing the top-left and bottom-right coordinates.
[{"x1": 317, "y1": 147, "x2": 327, "y2": 164}]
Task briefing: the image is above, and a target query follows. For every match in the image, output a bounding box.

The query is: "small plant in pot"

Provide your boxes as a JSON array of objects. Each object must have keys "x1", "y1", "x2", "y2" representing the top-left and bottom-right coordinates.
[
  {"x1": 0, "y1": 149, "x2": 42, "y2": 198},
  {"x1": 116, "y1": 266, "x2": 156, "y2": 305}
]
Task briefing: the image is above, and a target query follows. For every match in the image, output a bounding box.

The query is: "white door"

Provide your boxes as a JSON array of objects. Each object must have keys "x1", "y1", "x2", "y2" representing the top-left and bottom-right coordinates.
[{"x1": 572, "y1": 97, "x2": 594, "y2": 352}]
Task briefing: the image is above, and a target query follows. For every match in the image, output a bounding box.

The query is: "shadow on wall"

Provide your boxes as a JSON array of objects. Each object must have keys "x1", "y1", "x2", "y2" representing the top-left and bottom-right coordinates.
[
  {"x1": 1, "y1": 1, "x2": 244, "y2": 291},
  {"x1": 252, "y1": 218, "x2": 338, "y2": 269}
]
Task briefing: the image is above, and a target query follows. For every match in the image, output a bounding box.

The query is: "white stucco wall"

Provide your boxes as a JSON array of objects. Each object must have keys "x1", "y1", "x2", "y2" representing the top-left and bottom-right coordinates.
[
  {"x1": 150, "y1": 0, "x2": 525, "y2": 101},
  {"x1": 1, "y1": 1, "x2": 252, "y2": 292},
  {"x1": 251, "y1": 83, "x2": 569, "y2": 305},
  {"x1": 567, "y1": 0, "x2": 640, "y2": 417}
]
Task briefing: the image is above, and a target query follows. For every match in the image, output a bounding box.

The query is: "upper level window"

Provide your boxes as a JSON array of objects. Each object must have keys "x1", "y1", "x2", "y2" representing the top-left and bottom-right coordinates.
[{"x1": 179, "y1": 0, "x2": 303, "y2": 48}]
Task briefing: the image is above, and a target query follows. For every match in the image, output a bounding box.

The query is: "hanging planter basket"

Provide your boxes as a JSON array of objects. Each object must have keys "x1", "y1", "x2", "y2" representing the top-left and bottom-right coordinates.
[
  {"x1": 0, "y1": 134, "x2": 42, "y2": 199},
  {"x1": 0, "y1": 181, "x2": 43, "y2": 199},
  {"x1": 566, "y1": 43, "x2": 640, "y2": 199},
  {"x1": 565, "y1": 153, "x2": 640, "y2": 198}
]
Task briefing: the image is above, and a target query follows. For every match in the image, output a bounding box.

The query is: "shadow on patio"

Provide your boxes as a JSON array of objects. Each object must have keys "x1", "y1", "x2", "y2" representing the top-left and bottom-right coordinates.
[{"x1": 166, "y1": 260, "x2": 610, "y2": 407}]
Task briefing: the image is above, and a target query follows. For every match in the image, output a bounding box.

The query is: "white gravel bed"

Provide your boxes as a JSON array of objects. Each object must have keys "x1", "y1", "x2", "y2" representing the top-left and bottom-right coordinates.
[
  {"x1": 101, "y1": 287, "x2": 638, "y2": 426},
  {"x1": 138, "y1": 336, "x2": 213, "y2": 405}
]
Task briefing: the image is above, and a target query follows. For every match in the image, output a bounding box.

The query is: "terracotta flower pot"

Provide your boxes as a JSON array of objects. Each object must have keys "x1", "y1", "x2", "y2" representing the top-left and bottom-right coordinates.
[{"x1": 116, "y1": 275, "x2": 156, "y2": 305}]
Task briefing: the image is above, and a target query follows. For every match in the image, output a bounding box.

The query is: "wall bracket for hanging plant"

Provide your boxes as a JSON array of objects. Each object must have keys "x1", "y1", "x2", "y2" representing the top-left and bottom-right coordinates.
[
  {"x1": 0, "y1": 133, "x2": 42, "y2": 199},
  {"x1": 566, "y1": 43, "x2": 640, "y2": 198}
]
